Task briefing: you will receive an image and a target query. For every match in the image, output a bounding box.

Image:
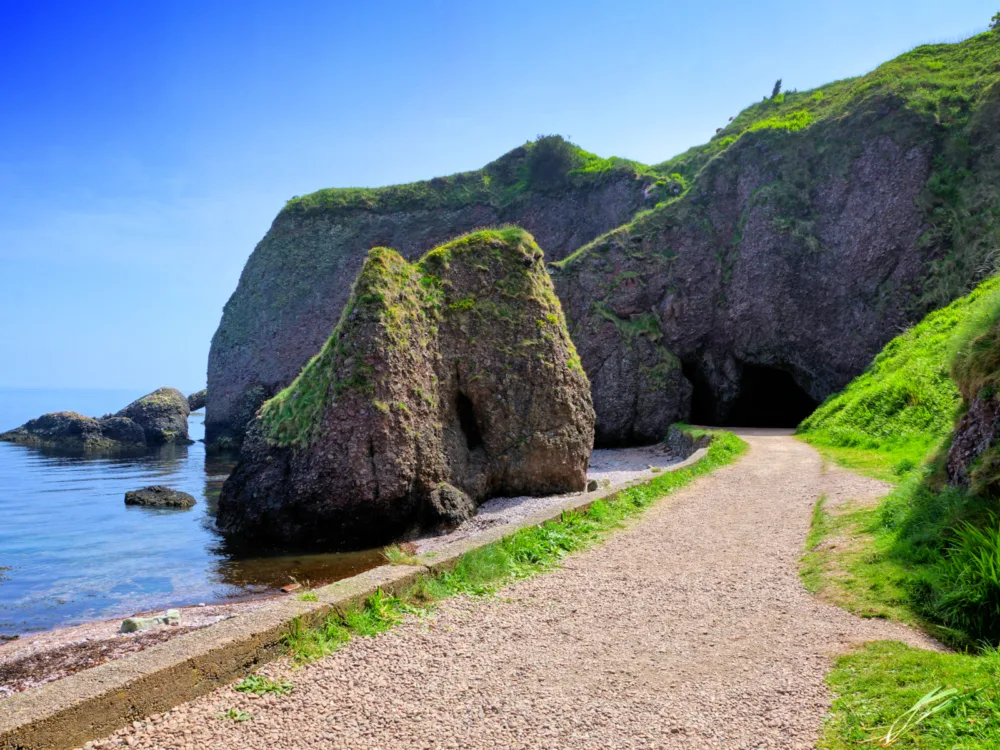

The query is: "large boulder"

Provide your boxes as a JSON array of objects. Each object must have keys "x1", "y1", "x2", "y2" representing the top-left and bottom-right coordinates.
[
  {"x1": 117, "y1": 388, "x2": 192, "y2": 445},
  {"x1": 0, "y1": 412, "x2": 146, "y2": 453},
  {"x1": 218, "y1": 228, "x2": 595, "y2": 549}
]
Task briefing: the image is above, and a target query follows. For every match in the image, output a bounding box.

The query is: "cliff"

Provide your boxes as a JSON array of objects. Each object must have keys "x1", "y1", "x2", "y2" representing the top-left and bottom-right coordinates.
[{"x1": 208, "y1": 32, "x2": 1000, "y2": 446}]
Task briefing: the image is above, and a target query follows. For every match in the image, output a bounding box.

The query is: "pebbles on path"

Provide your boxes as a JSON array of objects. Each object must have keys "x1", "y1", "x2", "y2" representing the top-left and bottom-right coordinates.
[{"x1": 82, "y1": 430, "x2": 940, "y2": 750}]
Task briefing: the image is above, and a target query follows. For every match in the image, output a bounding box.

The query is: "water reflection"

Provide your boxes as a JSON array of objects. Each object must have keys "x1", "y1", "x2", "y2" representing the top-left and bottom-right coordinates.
[{"x1": 0, "y1": 412, "x2": 383, "y2": 636}]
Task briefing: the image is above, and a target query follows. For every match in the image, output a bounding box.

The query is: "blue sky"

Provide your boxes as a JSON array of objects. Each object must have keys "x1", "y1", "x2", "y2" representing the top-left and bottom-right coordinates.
[{"x1": 1, "y1": 0, "x2": 996, "y2": 392}]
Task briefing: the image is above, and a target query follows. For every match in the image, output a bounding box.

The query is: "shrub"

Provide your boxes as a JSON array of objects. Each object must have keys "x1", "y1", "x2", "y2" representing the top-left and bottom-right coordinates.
[
  {"x1": 991, "y1": 12, "x2": 1000, "y2": 32},
  {"x1": 771, "y1": 78, "x2": 782, "y2": 99}
]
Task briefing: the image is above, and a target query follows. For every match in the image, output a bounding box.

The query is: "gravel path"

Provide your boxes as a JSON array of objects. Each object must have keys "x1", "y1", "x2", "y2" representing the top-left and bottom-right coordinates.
[{"x1": 86, "y1": 430, "x2": 941, "y2": 750}]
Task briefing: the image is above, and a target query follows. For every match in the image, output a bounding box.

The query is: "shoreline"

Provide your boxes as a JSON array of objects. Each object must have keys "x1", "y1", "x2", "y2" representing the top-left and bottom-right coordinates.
[{"x1": 0, "y1": 443, "x2": 679, "y2": 697}]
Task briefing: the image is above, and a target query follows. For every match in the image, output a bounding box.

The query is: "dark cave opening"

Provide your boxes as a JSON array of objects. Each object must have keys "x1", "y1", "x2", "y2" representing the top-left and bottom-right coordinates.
[
  {"x1": 683, "y1": 362, "x2": 818, "y2": 427},
  {"x1": 726, "y1": 364, "x2": 818, "y2": 427},
  {"x1": 456, "y1": 392, "x2": 484, "y2": 450}
]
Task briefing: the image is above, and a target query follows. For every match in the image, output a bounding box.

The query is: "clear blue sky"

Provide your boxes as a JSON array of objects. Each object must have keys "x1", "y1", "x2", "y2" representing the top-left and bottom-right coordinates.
[{"x1": 1, "y1": 0, "x2": 995, "y2": 392}]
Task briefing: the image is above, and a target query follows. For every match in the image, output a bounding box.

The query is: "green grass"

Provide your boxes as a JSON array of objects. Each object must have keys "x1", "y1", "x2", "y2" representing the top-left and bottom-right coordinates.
[
  {"x1": 283, "y1": 430, "x2": 747, "y2": 664},
  {"x1": 217, "y1": 708, "x2": 253, "y2": 723},
  {"x1": 234, "y1": 675, "x2": 294, "y2": 696},
  {"x1": 296, "y1": 590, "x2": 319, "y2": 602},
  {"x1": 820, "y1": 642, "x2": 1000, "y2": 749},
  {"x1": 282, "y1": 135, "x2": 660, "y2": 217},
  {"x1": 799, "y1": 276, "x2": 1000, "y2": 474}
]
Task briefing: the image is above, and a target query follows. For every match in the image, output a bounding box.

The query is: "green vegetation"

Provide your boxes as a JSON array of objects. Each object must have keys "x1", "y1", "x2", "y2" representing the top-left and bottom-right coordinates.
[
  {"x1": 799, "y1": 276, "x2": 1000, "y2": 478},
  {"x1": 258, "y1": 226, "x2": 579, "y2": 446},
  {"x1": 234, "y1": 675, "x2": 294, "y2": 696},
  {"x1": 382, "y1": 545, "x2": 421, "y2": 566},
  {"x1": 798, "y1": 273, "x2": 1000, "y2": 746},
  {"x1": 820, "y1": 643, "x2": 1000, "y2": 749},
  {"x1": 296, "y1": 590, "x2": 319, "y2": 602},
  {"x1": 217, "y1": 708, "x2": 253, "y2": 722},
  {"x1": 284, "y1": 430, "x2": 747, "y2": 664},
  {"x1": 282, "y1": 135, "x2": 660, "y2": 217}
]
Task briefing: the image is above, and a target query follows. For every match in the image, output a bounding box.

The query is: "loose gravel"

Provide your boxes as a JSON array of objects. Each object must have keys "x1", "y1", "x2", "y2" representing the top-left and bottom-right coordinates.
[
  {"x1": 83, "y1": 430, "x2": 941, "y2": 750},
  {"x1": 417, "y1": 442, "x2": 679, "y2": 552}
]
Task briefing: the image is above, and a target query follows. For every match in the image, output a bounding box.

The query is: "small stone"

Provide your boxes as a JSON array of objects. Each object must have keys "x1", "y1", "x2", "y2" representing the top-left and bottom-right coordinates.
[
  {"x1": 586, "y1": 479, "x2": 598, "y2": 492},
  {"x1": 120, "y1": 609, "x2": 181, "y2": 633},
  {"x1": 124, "y1": 486, "x2": 196, "y2": 509}
]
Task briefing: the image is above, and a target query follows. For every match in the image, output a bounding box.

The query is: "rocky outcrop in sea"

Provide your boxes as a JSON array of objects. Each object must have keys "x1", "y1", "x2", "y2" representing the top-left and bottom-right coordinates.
[{"x1": 217, "y1": 228, "x2": 595, "y2": 549}]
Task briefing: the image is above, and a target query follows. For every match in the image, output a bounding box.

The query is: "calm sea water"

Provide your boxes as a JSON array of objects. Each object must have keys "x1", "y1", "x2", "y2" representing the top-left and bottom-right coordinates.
[{"x1": 0, "y1": 388, "x2": 383, "y2": 637}]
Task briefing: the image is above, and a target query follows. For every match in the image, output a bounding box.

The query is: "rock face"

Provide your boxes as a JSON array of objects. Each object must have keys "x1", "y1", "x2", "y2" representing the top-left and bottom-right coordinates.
[
  {"x1": 0, "y1": 412, "x2": 146, "y2": 453},
  {"x1": 555, "y1": 100, "x2": 939, "y2": 440},
  {"x1": 206, "y1": 137, "x2": 656, "y2": 446},
  {"x1": 217, "y1": 228, "x2": 595, "y2": 549},
  {"x1": 187, "y1": 389, "x2": 207, "y2": 412},
  {"x1": 117, "y1": 388, "x2": 192, "y2": 445},
  {"x1": 207, "y1": 36, "x2": 1000, "y2": 445},
  {"x1": 124, "y1": 486, "x2": 197, "y2": 509},
  {"x1": 947, "y1": 318, "x2": 1000, "y2": 495}
]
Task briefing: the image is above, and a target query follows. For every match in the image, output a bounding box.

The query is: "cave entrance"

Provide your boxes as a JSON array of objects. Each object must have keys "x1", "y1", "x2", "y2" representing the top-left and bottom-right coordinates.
[
  {"x1": 682, "y1": 361, "x2": 718, "y2": 425},
  {"x1": 725, "y1": 364, "x2": 817, "y2": 427},
  {"x1": 456, "y1": 392, "x2": 484, "y2": 450}
]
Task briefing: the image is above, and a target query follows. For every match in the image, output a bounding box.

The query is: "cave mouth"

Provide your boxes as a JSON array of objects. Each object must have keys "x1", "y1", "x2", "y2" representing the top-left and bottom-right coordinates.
[
  {"x1": 726, "y1": 364, "x2": 818, "y2": 427},
  {"x1": 456, "y1": 392, "x2": 484, "y2": 449},
  {"x1": 683, "y1": 361, "x2": 818, "y2": 427}
]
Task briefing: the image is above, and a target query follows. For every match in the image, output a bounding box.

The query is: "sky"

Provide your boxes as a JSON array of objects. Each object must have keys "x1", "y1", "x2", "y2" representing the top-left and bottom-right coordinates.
[{"x1": 1, "y1": 0, "x2": 996, "y2": 392}]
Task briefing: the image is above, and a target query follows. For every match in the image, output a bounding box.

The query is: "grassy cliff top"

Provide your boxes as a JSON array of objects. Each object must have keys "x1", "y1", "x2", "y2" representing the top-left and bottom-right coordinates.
[
  {"x1": 281, "y1": 136, "x2": 662, "y2": 218},
  {"x1": 798, "y1": 275, "x2": 1000, "y2": 470},
  {"x1": 657, "y1": 30, "x2": 1000, "y2": 183}
]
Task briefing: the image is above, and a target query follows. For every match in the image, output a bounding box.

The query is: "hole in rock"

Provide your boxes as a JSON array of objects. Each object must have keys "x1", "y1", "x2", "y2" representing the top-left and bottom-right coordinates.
[
  {"x1": 682, "y1": 361, "x2": 718, "y2": 425},
  {"x1": 726, "y1": 364, "x2": 817, "y2": 427},
  {"x1": 456, "y1": 392, "x2": 484, "y2": 450}
]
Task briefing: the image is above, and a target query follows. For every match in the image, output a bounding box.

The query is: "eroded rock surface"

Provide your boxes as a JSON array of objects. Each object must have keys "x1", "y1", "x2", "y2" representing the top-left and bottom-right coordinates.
[
  {"x1": 187, "y1": 389, "x2": 207, "y2": 412},
  {"x1": 124, "y1": 486, "x2": 196, "y2": 509},
  {"x1": 0, "y1": 412, "x2": 146, "y2": 453},
  {"x1": 117, "y1": 388, "x2": 192, "y2": 445},
  {"x1": 206, "y1": 138, "x2": 655, "y2": 446},
  {"x1": 218, "y1": 228, "x2": 595, "y2": 548}
]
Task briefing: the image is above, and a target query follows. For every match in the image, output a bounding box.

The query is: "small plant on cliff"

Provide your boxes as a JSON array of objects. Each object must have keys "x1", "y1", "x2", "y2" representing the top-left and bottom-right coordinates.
[{"x1": 991, "y1": 12, "x2": 1000, "y2": 31}]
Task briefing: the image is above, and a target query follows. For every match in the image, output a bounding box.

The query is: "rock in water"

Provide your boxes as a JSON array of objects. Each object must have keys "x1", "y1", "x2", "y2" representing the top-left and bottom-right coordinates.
[
  {"x1": 0, "y1": 411, "x2": 146, "y2": 453},
  {"x1": 218, "y1": 227, "x2": 595, "y2": 548},
  {"x1": 187, "y1": 389, "x2": 207, "y2": 412},
  {"x1": 117, "y1": 387, "x2": 192, "y2": 445},
  {"x1": 125, "y1": 485, "x2": 197, "y2": 508}
]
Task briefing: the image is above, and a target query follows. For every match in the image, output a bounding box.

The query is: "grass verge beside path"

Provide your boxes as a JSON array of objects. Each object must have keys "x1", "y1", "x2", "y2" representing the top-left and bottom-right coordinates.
[
  {"x1": 285, "y1": 430, "x2": 747, "y2": 664},
  {"x1": 801, "y1": 458, "x2": 1000, "y2": 747}
]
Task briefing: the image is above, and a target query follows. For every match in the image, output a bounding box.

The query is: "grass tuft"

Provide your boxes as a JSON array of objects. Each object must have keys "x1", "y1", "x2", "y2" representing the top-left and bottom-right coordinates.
[{"x1": 234, "y1": 675, "x2": 294, "y2": 696}]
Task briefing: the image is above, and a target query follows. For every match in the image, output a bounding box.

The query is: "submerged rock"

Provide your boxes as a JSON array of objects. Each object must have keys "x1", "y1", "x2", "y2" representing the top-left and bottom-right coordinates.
[
  {"x1": 124, "y1": 485, "x2": 197, "y2": 508},
  {"x1": 0, "y1": 411, "x2": 146, "y2": 453},
  {"x1": 218, "y1": 227, "x2": 595, "y2": 548},
  {"x1": 117, "y1": 387, "x2": 192, "y2": 445},
  {"x1": 187, "y1": 389, "x2": 207, "y2": 412}
]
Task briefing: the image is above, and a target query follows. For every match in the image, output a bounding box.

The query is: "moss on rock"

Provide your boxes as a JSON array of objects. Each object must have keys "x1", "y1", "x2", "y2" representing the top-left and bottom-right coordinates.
[{"x1": 218, "y1": 227, "x2": 595, "y2": 548}]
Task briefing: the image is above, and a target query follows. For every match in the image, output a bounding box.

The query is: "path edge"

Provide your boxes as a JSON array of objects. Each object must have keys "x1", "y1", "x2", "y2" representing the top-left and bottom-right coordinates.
[{"x1": 0, "y1": 442, "x2": 711, "y2": 750}]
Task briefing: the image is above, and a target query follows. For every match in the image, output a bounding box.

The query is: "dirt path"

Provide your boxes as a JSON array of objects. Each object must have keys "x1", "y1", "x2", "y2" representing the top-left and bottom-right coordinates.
[{"x1": 88, "y1": 430, "x2": 940, "y2": 750}]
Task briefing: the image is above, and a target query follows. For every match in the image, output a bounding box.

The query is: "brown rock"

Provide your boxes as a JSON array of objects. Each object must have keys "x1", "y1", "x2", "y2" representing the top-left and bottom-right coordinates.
[{"x1": 217, "y1": 228, "x2": 595, "y2": 549}]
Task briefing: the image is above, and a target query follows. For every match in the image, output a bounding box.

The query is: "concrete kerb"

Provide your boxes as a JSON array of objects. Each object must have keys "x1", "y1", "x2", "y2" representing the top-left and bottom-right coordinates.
[{"x1": 0, "y1": 445, "x2": 710, "y2": 750}]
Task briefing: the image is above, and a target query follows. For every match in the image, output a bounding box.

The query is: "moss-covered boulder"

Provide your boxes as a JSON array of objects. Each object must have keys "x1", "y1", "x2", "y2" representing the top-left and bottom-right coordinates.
[
  {"x1": 217, "y1": 227, "x2": 595, "y2": 548},
  {"x1": 0, "y1": 412, "x2": 146, "y2": 453},
  {"x1": 948, "y1": 318, "x2": 1000, "y2": 493},
  {"x1": 116, "y1": 387, "x2": 192, "y2": 445}
]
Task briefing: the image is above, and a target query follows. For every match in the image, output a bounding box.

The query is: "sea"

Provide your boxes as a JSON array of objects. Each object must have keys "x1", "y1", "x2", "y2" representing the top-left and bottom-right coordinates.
[{"x1": 0, "y1": 388, "x2": 383, "y2": 637}]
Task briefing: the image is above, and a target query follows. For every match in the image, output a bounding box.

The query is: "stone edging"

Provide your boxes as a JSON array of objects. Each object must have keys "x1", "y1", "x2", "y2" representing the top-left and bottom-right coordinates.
[{"x1": 0, "y1": 447, "x2": 709, "y2": 750}]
